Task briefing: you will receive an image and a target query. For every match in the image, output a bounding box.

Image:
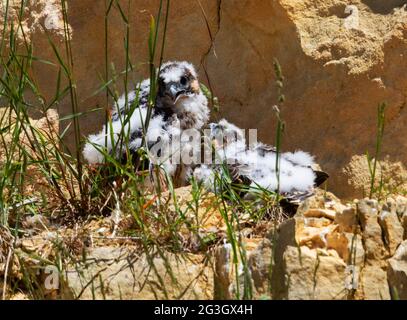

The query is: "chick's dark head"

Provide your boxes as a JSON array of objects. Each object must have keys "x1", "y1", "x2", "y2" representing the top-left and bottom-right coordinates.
[{"x1": 156, "y1": 61, "x2": 200, "y2": 109}]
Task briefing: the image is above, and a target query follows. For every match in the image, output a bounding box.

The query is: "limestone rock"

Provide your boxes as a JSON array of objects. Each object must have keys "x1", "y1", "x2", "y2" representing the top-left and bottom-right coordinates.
[
  {"x1": 357, "y1": 199, "x2": 388, "y2": 262},
  {"x1": 303, "y1": 209, "x2": 336, "y2": 220},
  {"x1": 206, "y1": 0, "x2": 407, "y2": 199},
  {"x1": 387, "y1": 240, "x2": 407, "y2": 300},
  {"x1": 335, "y1": 206, "x2": 358, "y2": 233},
  {"x1": 66, "y1": 247, "x2": 213, "y2": 300},
  {"x1": 214, "y1": 238, "x2": 272, "y2": 300},
  {"x1": 379, "y1": 199, "x2": 404, "y2": 255},
  {"x1": 326, "y1": 232, "x2": 365, "y2": 266},
  {"x1": 297, "y1": 191, "x2": 342, "y2": 215},
  {"x1": 0, "y1": 0, "x2": 66, "y2": 43},
  {"x1": 360, "y1": 265, "x2": 391, "y2": 300},
  {"x1": 395, "y1": 196, "x2": 407, "y2": 217},
  {"x1": 277, "y1": 246, "x2": 348, "y2": 300},
  {"x1": 342, "y1": 156, "x2": 407, "y2": 200},
  {"x1": 248, "y1": 239, "x2": 273, "y2": 298},
  {"x1": 214, "y1": 242, "x2": 234, "y2": 300}
]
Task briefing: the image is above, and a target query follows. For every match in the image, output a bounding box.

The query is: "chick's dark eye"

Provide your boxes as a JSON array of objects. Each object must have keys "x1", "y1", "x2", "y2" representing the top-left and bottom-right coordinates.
[{"x1": 180, "y1": 76, "x2": 188, "y2": 86}]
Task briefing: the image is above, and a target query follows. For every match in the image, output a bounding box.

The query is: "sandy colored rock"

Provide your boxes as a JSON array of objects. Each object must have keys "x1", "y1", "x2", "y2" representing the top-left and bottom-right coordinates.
[
  {"x1": 297, "y1": 190, "x2": 343, "y2": 215},
  {"x1": 277, "y1": 246, "x2": 348, "y2": 300},
  {"x1": 303, "y1": 208, "x2": 336, "y2": 220},
  {"x1": 279, "y1": 246, "x2": 320, "y2": 300},
  {"x1": 357, "y1": 199, "x2": 388, "y2": 262},
  {"x1": 379, "y1": 199, "x2": 404, "y2": 255},
  {"x1": 214, "y1": 242, "x2": 233, "y2": 300},
  {"x1": 303, "y1": 217, "x2": 332, "y2": 229},
  {"x1": 272, "y1": 194, "x2": 402, "y2": 300},
  {"x1": 395, "y1": 196, "x2": 407, "y2": 239},
  {"x1": 326, "y1": 232, "x2": 365, "y2": 266},
  {"x1": 66, "y1": 247, "x2": 213, "y2": 300},
  {"x1": 335, "y1": 206, "x2": 358, "y2": 233},
  {"x1": 342, "y1": 155, "x2": 407, "y2": 200},
  {"x1": 214, "y1": 238, "x2": 271, "y2": 300},
  {"x1": 0, "y1": 108, "x2": 59, "y2": 157},
  {"x1": 248, "y1": 239, "x2": 273, "y2": 298},
  {"x1": 360, "y1": 265, "x2": 391, "y2": 300},
  {"x1": 0, "y1": 0, "x2": 66, "y2": 43},
  {"x1": 271, "y1": 210, "x2": 356, "y2": 300},
  {"x1": 279, "y1": 215, "x2": 339, "y2": 250},
  {"x1": 395, "y1": 196, "x2": 407, "y2": 216},
  {"x1": 387, "y1": 240, "x2": 407, "y2": 300},
  {"x1": 205, "y1": 0, "x2": 407, "y2": 199},
  {"x1": 297, "y1": 223, "x2": 338, "y2": 249}
]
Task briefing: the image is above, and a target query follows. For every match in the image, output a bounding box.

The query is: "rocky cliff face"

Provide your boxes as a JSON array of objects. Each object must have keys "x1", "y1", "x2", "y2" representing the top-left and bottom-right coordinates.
[
  {"x1": 9, "y1": 186, "x2": 407, "y2": 300},
  {"x1": 1, "y1": 0, "x2": 406, "y2": 198}
]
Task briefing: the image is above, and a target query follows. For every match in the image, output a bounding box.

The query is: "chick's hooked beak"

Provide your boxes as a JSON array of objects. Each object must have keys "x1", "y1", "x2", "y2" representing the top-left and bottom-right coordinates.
[{"x1": 166, "y1": 83, "x2": 186, "y2": 104}]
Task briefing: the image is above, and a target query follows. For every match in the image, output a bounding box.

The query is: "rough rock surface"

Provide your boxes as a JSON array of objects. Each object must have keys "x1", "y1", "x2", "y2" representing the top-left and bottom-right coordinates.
[
  {"x1": 206, "y1": 0, "x2": 407, "y2": 199},
  {"x1": 4, "y1": 187, "x2": 407, "y2": 300},
  {"x1": 66, "y1": 247, "x2": 213, "y2": 300},
  {"x1": 1, "y1": 1, "x2": 406, "y2": 198},
  {"x1": 357, "y1": 199, "x2": 388, "y2": 262},
  {"x1": 210, "y1": 193, "x2": 407, "y2": 300},
  {"x1": 214, "y1": 238, "x2": 273, "y2": 300},
  {"x1": 360, "y1": 265, "x2": 391, "y2": 300},
  {"x1": 379, "y1": 199, "x2": 405, "y2": 256},
  {"x1": 282, "y1": 246, "x2": 347, "y2": 300},
  {"x1": 387, "y1": 240, "x2": 407, "y2": 300}
]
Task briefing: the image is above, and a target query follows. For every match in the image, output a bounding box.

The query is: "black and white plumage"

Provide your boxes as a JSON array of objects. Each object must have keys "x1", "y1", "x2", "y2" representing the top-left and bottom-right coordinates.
[
  {"x1": 192, "y1": 119, "x2": 328, "y2": 200},
  {"x1": 83, "y1": 61, "x2": 209, "y2": 178},
  {"x1": 83, "y1": 60, "x2": 327, "y2": 202}
]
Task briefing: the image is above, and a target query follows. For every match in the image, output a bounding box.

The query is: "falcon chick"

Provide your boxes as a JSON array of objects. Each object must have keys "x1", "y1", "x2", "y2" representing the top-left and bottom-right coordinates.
[
  {"x1": 83, "y1": 61, "x2": 209, "y2": 179},
  {"x1": 192, "y1": 119, "x2": 328, "y2": 201}
]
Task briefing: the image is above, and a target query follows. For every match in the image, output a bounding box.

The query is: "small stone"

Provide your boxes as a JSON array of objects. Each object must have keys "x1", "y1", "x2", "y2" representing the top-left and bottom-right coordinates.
[
  {"x1": 303, "y1": 209, "x2": 336, "y2": 220},
  {"x1": 276, "y1": 246, "x2": 347, "y2": 300},
  {"x1": 96, "y1": 227, "x2": 108, "y2": 235},
  {"x1": 360, "y1": 265, "x2": 390, "y2": 300},
  {"x1": 297, "y1": 225, "x2": 337, "y2": 248},
  {"x1": 387, "y1": 240, "x2": 407, "y2": 300},
  {"x1": 395, "y1": 196, "x2": 407, "y2": 217},
  {"x1": 357, "y1": 199, "x2": 387, "y2": 262},
  {"x1": 326, "y1": 232, "x2": 365, "y2": 265},
  {"x1": 379, "y1": 199, "x2": 404, "y2": 256},
  {"x1": 214, "y1": 238, "x2": 270, "y2": 300},
  {"x1": 304, "y1": 217, "x2": 332, "y2": 228},
  {"x1": 335, "y1": 206, "x2": 357, "y2": 232}
]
